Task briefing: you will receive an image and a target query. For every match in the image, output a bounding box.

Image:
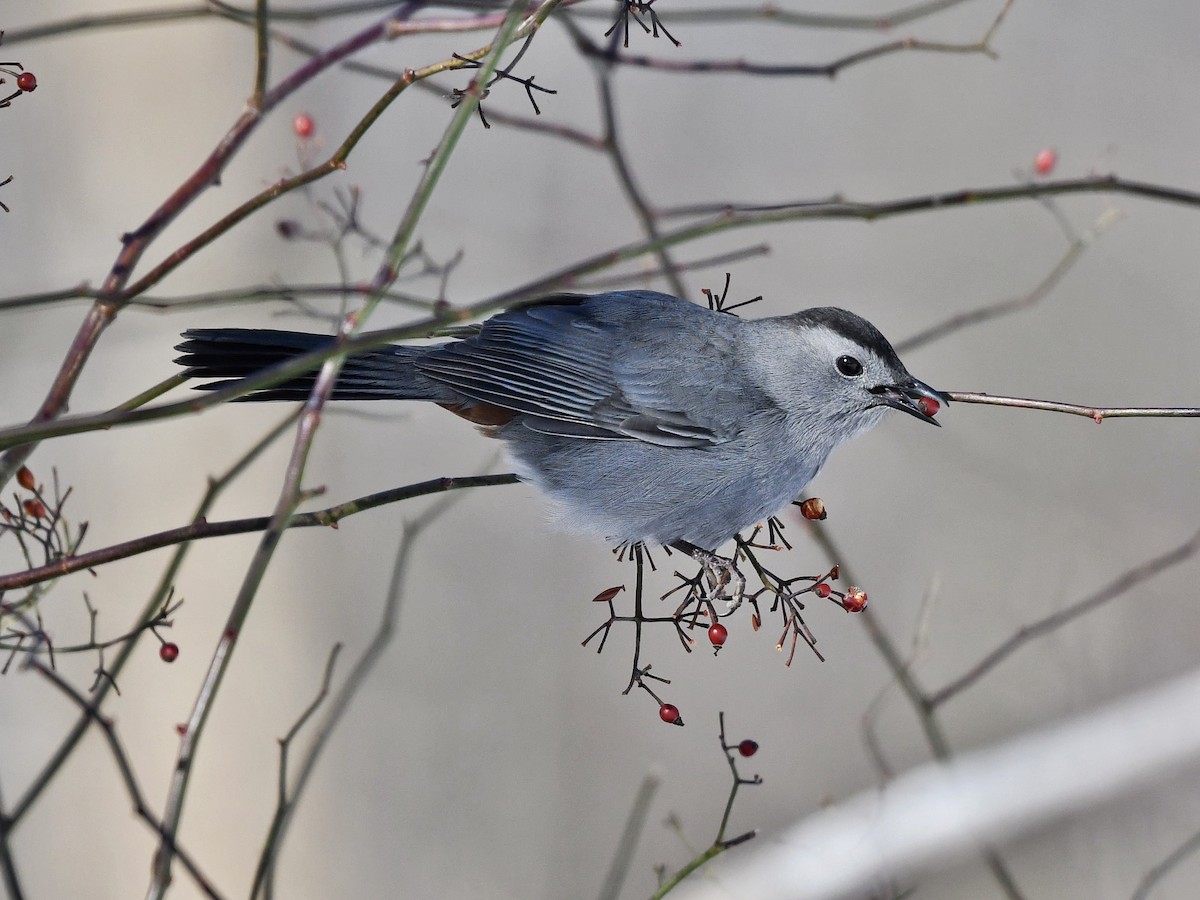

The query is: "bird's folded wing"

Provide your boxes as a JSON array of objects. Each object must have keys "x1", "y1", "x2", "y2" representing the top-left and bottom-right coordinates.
[{"x1": 416, "y1": 302, "x2": 726, "y2": 448}]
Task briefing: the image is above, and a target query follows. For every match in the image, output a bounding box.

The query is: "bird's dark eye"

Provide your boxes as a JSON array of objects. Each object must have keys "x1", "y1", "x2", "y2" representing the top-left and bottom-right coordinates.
[{"x1": 836, "y1": 355, "x2": 863, "y2": 377}]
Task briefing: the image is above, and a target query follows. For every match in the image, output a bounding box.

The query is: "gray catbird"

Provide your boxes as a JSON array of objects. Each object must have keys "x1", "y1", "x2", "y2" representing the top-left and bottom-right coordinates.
[{"x1": 175, "y1": 290, "x2": 946, "y2": 555}]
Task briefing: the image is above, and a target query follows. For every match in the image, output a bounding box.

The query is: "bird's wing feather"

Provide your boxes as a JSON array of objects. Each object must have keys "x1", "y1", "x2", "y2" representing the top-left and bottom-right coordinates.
[{"x1": 416, "y1": 293, "x2": 739, "y2": 447}]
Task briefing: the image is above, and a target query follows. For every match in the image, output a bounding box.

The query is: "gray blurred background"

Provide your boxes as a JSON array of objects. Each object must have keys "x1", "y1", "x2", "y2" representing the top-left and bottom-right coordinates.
[{"x1": 3, "y1": 1, "x2": 1200, "y2": 898}]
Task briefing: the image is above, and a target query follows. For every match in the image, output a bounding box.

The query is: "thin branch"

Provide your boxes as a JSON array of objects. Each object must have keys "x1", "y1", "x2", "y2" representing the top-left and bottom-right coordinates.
[
  {"x1": 0, "y1": 283, "x2": 439, "y2": 315},
  {"x1": 860, "y1": 578, "x2": 941, "y2": 780},
  {"x1": 3, "y1": 0, "x2": 986, "y2": 46},
  {"x1": 581, "y1": 35, "x2": 999, "y2": 77},
  {"x1": 572, "y1": 0, "x2": 984, "y2": 31},
  {"x1": 1130, "y1": 825, "x2": 1200, "y2": 900},
  {"x1": 575, "y1": 1, "x2": 1009, "y2": 79},
  {"x1": 649, "y1": 713, "x2": 762, "y2": 899},
  {"x1": 26, "y1": 654, "x2": 225, "y2": 899},
  {"x1": 2, "y1": 1, "x2": 570, "y2": 44},
  {"x1": 5, "y1": 6, "x2": 219, "y2": 43},
  {"x1": 0, "y1": 474, "x2": 519, "y2": 591},
  {"x1": 5, "y1": 173, "x2": 1200, "y2": 458},
  {"x1": 947, "y1": 393, "x2": 1200, "y2": 422},
  {"x1": 0, "y1": 2, "x2": 427, "y2": 490},
  {"x1": 420, "y1": 79, "x2": 604, "y2": 147},
  {"x1": 0, "y1": 597, "x2": 179, "y2": 655},
  {"x1": 360, "y1": 1, "x2": 553, "y2": 325},
  {"x1": 252, "y1": 0, "x2": 269, "y2": 102},
  {"x1": 7, "y1": 411, "x2": 300, "y2": 826},
  {"x1": 149, "y1": 7, "x2": 546, "y2": 889},
  {"x1": 654, "y1": 176, "x2": 1200, "y2": 220},
  {"x1": 805, "y1": 523, "x2": 1023, "y2": 897},
  {"x1": 896, "y1": 207, "x2": 1120, "y2": 354},
  {"x1": 147, "y1": 311, "x2": 354, "y2": 896},
  {"x1": 930, "y1": 528, "x2": 1200, "y2": 708},
  {"x1": 250, "y1": 490, "x2": 466, "y2": 898},
  {"x1": 597, "y1": 774, "x2": 662, "y2": 900},
  {"x1": 262, "y1": 642, "x2": 342, "y2": 899},
  {"x1": 560, "y1": 13, "x2": 687, "y2": 299},
  {"x1": 576, "y1": 244, "x2": 770, "y2": 290},
  {"x1": 0, "y1": 777, "x2": 24, "y2": 900},
  {"x1": 676, "y1": 665, "x2": 1200, "y2": 900}
]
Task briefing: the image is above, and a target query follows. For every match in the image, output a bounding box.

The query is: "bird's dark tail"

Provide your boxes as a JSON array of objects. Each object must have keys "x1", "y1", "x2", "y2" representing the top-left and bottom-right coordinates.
[{"x1": 174, "y1": 328, "x2": 433, "y2": 401}]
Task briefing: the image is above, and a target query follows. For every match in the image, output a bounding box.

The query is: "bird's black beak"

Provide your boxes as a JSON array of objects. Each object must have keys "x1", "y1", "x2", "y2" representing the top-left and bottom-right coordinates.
[{"x1": 870, "y1": 379, "x2": 950, "y2": 427}]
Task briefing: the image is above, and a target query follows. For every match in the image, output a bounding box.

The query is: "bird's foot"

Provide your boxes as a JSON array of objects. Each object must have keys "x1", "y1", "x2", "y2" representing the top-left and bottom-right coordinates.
[{"x1": 687, "y1": 546, "x2": 746, "y2": 611}]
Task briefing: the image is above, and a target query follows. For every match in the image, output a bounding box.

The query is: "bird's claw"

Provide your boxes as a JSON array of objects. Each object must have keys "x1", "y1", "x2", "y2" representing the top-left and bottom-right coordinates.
[{"x1": 688, "y1": 547, "x2": 746, "y2": 610}]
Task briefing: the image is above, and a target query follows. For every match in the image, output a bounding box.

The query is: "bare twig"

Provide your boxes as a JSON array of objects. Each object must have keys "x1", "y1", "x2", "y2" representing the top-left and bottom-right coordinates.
[
  {"x1": 573, "y1": 0, "x2": 983, "y2": 31},
  {"x1": 577, "y1": 0, "x2": 1015, "y2": 77},
  {"x1": 576, "y1": 244, "x2": 770, "y2": 291},
  {"x1": 262, "y1": 642, "x2": 343, "y2": 899},
  {"x1": 579, "y1": 35, "x2": 998, "y2": 77},
  {"x1": 0, "y1": 2, "x2": 428, "y2": 490},
  {"x1": 0, "y1": 474, "x2": 520, "y2": 603},
  {"x1": 930, "y1": 528, "x2": 1200, "y2": 708},
  {"x1": 677, "y1": 666, "x2": 1200, "y2": 900},
  {"x1": 650, "y1": 713, "x2": 761, "y2": 899},
  {"x1": 7, "y1": 411, "x2": 299, "y2": 826},
  {"x1": 597, "y1": 773, "x2": 662, "y2": 900},
  {"x1": 250, "y1": 489, "x2": 466, "y2": 898},
  {"x1": 1130, "y1": 825, "x2": 1200, "y2": 900},
  {"x1": 0, "y1": 776, "x2": 24, "y2": 900},
  {"x1": 0, "y1": 0, "x2": 569, "y2": 491},
  {"x1": 149, "y1": 6, "x2": 547, "y2": 890},
  {"x1": 5, "y1": 173, "x2": 1200, "y2": 457},
  {"x1": 897, "y1": 208, "x2": 1120, "y2": 353},
  {"x1": 147, "y1": 311, "x2": 355, "y2": 897},
  {"x1": 805, "y1": 523, "x2": 1024, "y2": 897},
  {"x1": 3, "y1": 2, "x2": 402, "y2": 43},
  {"x1": 0, "y1": 283, "x2": 439, "y2": 315},
  {"x1": 947, "y1": 393, "x2": 1200, "y2": 422},
  {"x1": 568, "y1": 10, "x2": 687, "y2": 299},
  {"x1": 654, "y1": 176, "x2": 1200, "y2": 220},
  {"x1": 26, "y1": 654, "x2": 224, "y2": 899}
]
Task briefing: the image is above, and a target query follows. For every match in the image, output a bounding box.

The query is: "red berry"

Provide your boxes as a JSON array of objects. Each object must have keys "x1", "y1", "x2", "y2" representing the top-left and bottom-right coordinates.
[
  {"x1": 159, "y1": 642, "x2": 180, "y2": 662},
  {"x1": 1034, "y1": 147, "x2": 1057, "y2": 175},
  {"x1": 737, "y1": 739, "x2": 758, "y2": 757},
  {"x1": 708, "y1": 623, "x2": 728, "y2": 646},
  {"x1": 16, "y1": 466, "x2": 35, "y2": 491},
  {"x1": 799, "y1": 497, "x2": 827, "y2": 520},
  {"x1": 659, "y1": 703, "x2": 680, "y2": 724},
  {"x1": 917, "y1": 396, "x2": 940, "y2": 418},
  {"x1": 813, "y1": 582, "x2": 831, "y2": 599},
  {"x1": 292, "y1": 113, "x2": 314, "y2": 138},
  {"x1": 22, "y1": 498, "x2": 45, "y2": 519},
  {"x1": 16, "y1": 72, "x2": 36, "y2": 93},
  {"x1": 842, "y1": 588, "x2": 868, "y2": 613}
]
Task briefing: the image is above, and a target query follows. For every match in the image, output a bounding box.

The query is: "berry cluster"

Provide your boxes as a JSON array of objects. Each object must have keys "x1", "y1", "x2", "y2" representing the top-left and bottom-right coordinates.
[{"x1": 584, "y1": 502, "x2": 871, "y2": 724}]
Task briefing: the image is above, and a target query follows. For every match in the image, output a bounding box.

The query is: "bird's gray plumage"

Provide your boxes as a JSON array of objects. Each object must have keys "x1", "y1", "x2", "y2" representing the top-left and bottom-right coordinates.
[{"x1": 175, "y1": 290, "x2": 945, "y2": 550}]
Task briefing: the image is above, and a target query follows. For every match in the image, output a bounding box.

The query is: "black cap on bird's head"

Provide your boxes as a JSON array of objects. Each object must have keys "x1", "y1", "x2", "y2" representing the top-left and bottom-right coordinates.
[{"x1": 793, "y1": 307, "x2": 950, "y2": 427}]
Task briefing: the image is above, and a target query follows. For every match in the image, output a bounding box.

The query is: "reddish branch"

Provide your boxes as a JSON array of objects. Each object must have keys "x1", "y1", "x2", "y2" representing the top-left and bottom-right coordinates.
[{"x1": 0, "y1": 3, "x2": 425, "y2": 488}]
